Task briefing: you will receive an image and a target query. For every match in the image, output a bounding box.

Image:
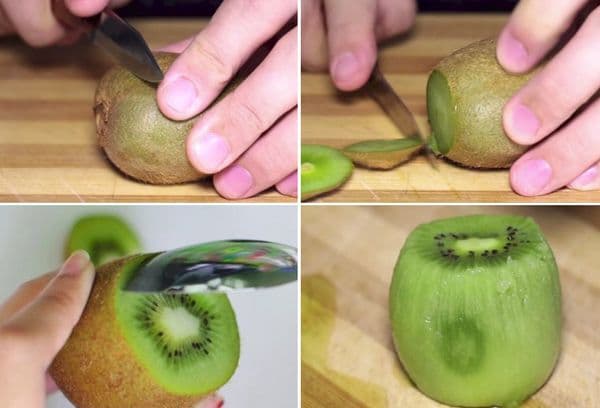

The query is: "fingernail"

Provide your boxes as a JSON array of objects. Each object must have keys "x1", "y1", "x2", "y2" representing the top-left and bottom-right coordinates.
[
  {"x1": 510, "y1": 103, "x2": 540, "y2": 142},
  {"x1": 61, "y1": 250, "x2": 90, "y2": 276},
  {"x1": 188, "y1": 133, "x2": 230, "y2": 172},
  {"x1": 512, "y1": 159, "x2": 552, "y2": 196},
  {"x1": 569, "y1": 165, "x2": 598, "y2": 190},
  {"x1": 163, "y1": 76, "x2": 198, "y2": 113},
  {"x1": 195, "y1": 395, "x2": 224, "y2": 408},
  {"x1": 331, "y1": 52, "x2": 360, "y2": 84},
  {"x1": 215, "y1": 165, "x2": 253, "y2": 199},
  {"x1": 500, "y1": 30, "x2": 529, "y2": 68},
  {"x1": 277, "y1": 172, "x2": 297, "y2": 196}
]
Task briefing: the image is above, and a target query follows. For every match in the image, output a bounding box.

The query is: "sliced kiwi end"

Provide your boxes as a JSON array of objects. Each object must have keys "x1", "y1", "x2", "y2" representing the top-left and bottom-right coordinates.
[
  {"x1": 343, "y1": 138, "x2": 423, "y2": 169},
  {"x1": 65, "y1": 214, "x2": 141, "y2": 266},
  {"x1": 115, "y1": 256, "x2": 240, "y2": 395},
  {"x1": 427, "y1": 69, "x2": 456, "y2": 155},
  {"x1": 301, "y1": 144, "x2": 353, "y2": 201},
  {"x1": 390, "y1": 215, "x2": 561, "y2": 407}
]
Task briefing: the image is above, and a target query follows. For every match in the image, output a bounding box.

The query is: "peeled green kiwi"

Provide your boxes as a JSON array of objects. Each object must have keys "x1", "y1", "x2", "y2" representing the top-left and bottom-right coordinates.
[
  {"x1": 343, "y1": 138, "x2": 423, "y2": 169},
  {"x1": 427, "y1": 39, "x2": 534, "y2": 168},
  {"x1": 95, "y1": 53, "x2": 242, "y2": 184},
  {"x1": 50, "y1": 254, "x2": 240, "y2": 408},
  {"x1": 390, "y1": 214, "x2": 561, "y2": 407},
  {"x1": 301, "y1": 144, "x2": 353, "y2": 201},
  {"x1": 65, "y1": 214, "x2": 141, "y2": 266}
]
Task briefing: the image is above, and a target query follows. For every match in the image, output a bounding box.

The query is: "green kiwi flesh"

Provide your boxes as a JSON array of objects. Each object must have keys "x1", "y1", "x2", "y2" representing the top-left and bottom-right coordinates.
[
  {"x1": 95, "y1": 53, "x2": 242, "y2": 184},
  {"x1": 65, "y1": 214, "x2": 141, "y2": 266},
  {"x1": 390, "y1": 215, "x2": 561, "y2": 407},
  {"x1": 427, "y1": 39, "x2": 534, "y2": 168},
  {"x1": 343, "y1": 138, "x2": 423, "y2": 169},
  {"x1": 50, "y1": 254, "x2": 240, "y2": 408},
  {"x1": 301, "y1": 144, "x2": 353, "y2": 201}
]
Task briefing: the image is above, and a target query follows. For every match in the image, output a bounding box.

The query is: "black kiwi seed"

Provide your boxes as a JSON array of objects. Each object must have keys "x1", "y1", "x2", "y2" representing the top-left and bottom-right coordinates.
[{"x1": 133, "y1": 294, "x2": 219, "y2": 367}]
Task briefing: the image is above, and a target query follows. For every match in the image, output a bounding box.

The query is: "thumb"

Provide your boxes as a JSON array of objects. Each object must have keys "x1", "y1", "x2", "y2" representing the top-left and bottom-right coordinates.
[
  {"x1": 2, "y1": 250, "x2": 95, "y2": 368},
  {"x1": 194, "y1": 394, "x2": 224, "y2": 408}
]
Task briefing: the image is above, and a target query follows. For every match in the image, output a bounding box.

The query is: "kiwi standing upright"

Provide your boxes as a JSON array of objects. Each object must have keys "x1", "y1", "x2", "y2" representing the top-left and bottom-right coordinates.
[
  {"x1": 95, "y1": 53, "x2": 242, "y2": 184},
  {"x1": 427, "y1": 39, "x2": 535, "y2": 168},
  {"x1": 390, "y1": 215, "x2": 561, "y2": 407},
  {"x1": 50, "y1": 254, "x2": 240, "y2": 408}
]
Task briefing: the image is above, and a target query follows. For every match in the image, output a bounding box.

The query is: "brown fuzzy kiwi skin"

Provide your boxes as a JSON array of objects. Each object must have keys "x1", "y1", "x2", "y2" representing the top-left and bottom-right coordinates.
[
  {"x1": 49, "y1": 255, "x2": 201, "y2": 408},
  {"x1": 95, "y1": 53, "x2": 242, "y2": 184},
  {"x1": 431, "y1": 39, "x2": 536, "y2": 168}
]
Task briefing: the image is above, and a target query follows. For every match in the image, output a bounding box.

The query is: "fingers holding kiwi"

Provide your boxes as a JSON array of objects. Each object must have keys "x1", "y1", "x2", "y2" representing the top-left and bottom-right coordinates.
[
  {"x1": 59, "y1": 215, "x2": 240, "y2": 407},
  {"x1": 50, "y1": 254, "x2": 240, "y2": 408}
]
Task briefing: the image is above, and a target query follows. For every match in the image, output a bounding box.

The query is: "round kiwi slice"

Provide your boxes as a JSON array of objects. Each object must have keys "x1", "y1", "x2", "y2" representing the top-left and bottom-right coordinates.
[
  {"x1": 427, "y1": 39, "x2": 535, "y2": 168},
  {"x1": 342, "y1": 138, "x2": 423, "y2": 169},
  {"x1": 301, "y1": 144, "x2": 353, "y2": 201},
  {"x1": 50, "y1": 254, "x2": 240, "y2": 408},
  {"x1": 390, "y1": 215, "x2": 561, "y2": 407},
  {"x1": 65, "y1": 214, "x2": 141, "y2": 266}
]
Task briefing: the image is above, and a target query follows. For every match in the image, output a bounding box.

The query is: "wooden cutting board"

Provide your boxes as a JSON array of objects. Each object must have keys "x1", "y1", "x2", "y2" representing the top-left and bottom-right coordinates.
[
  {"x1": 302, "y1": 206, "x2": 600, "y2": 407},
  {"x1": 0, "y1": 19, "x2": 293, "y2": 202},
  {"x1": 302, "y1": 13, "x2": 600, "y2": 203}
]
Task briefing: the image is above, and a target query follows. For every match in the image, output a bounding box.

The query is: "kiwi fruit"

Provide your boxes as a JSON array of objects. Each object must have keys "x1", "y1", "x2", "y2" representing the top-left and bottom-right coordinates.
[
  {"x1": 390, "y1": 214, "x2": 561, "y2": 407},
  {"x1": 65, "y1": 214, "x2": 141, "y2": 266},
  {"x1": 301, "y1": 144, "x2": 353, "y2": 201},
  {"x1": 95, "y1": 53, "x2": 242, "y2": 184},
  {"x1": 342, "y1": 138, "x2": 423, "y2": 169},
  {"x1": 427, "y1": 39, "x2": 535, "y2": 168},
  {"x1": 50, "y1": 254, "x2": 240, "y2": 408}
]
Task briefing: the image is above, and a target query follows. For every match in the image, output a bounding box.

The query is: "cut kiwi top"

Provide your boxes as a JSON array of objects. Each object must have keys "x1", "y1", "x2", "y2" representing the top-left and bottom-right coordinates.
[
  {"x1": 301, "y1": 144, "x2": 353, "y2": 201},
  {"x1": 65, "y1": 214, "x2": 141, "y2": 266},
  {"x1": 343, "y1": 138, "x2": 423, "y2": 169},
  {"x1": 115, "y1": 255, "x2": 240, "y2": 396}
]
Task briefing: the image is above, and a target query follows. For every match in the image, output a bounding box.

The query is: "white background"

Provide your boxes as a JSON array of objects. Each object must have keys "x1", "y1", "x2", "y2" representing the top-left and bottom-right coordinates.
[{"x1": 0, "y1": 205, "x2": 298, "y2": 407}]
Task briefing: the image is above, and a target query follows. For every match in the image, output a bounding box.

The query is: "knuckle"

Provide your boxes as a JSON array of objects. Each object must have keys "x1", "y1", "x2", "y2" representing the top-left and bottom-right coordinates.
[
  {"x1": 237, "y1": 0, "x2": 264, "y2": 14},
  {"x1": 0, "y1": 325, "x2": 29, "y2": 355},
  {"x1": 43, "y1": 290, "x2": 77, "y2": 315},
  {"x1": 586, "y1": 7, "x2": 600, "y2": 27},
  {"x1": 16, "y1": 278, "x2": 41, "y2": 295},
  {"x1": 189, "y1": 37, "x2": 234, "y2": 87},
  {"x1": 535, "y1": 77, "x2": 577, "y2": 123},
  {"x1": 230, "y1": 98, "x2": 265, "y2": 134}
]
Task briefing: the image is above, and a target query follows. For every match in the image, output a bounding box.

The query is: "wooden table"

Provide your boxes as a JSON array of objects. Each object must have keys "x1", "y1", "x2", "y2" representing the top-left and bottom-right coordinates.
[
  {"x1": 301, "y1": 14, "x2": 600, "y2": 203},
  {"x1": 302, "y1": 206, "x2": 600, "y2": 407},
  {"x1": 0, "y1": 19, "x2": 293, "y2": 202}
]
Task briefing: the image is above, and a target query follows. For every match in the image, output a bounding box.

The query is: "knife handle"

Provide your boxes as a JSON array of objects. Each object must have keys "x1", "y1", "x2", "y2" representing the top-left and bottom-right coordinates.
[{"x1": 51, "y1": 0, "x2": 100, "y2": 31}]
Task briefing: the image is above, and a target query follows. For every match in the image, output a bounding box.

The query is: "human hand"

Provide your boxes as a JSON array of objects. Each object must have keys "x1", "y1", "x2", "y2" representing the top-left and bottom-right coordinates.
[
  {"x1": 301, "y1": 0, "x2": 416, "y2": 91},
  {"x1": 0, "y1": 251, "x2": 222, "y2": 408},
  {"x1": 156, "y1": 0, "x2": 298, "y2": 200},
  {"x1": 498, "y1": 0, "x2": 600, "y2": 195},
  {"x1": 0, "y1": 0, "x2": 129, "y2": 46}
]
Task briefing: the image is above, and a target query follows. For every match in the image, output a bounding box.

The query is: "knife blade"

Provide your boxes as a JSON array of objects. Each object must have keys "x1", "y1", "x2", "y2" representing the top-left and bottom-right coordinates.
[
  {"x1": 124, "y1": 240, "x2": 298, "y2": 294},
  {"x1": 51, "y1": 0, "x2": 163, "y2": 83},
  {"x1": 367, "y1": 64, "x2": 437, "y2": 169}
]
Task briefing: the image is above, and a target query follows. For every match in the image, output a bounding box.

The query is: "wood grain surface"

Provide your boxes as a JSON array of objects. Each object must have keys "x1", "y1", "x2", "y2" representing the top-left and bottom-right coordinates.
[
  {"x1": 0, "y1": 19, "x2": 293, "y2": 202},
  {"x1": 302, "y1": 206, "x2": 600, "y2": 407},
  {"x1": 301, "y1": 14, "x2": 600, "y2": 203}
]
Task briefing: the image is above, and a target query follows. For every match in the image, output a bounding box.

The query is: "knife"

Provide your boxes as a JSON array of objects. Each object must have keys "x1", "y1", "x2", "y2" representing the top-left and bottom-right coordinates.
[
  {"x1": 367, "y1": 64, "x2": 438, "y2": 169},
  {"x1": 124, "y1": 240, "x2": 298, "y2": 294},
  {"x1": 51, "y1": 0, "x2": 163, "y2": 83}
]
